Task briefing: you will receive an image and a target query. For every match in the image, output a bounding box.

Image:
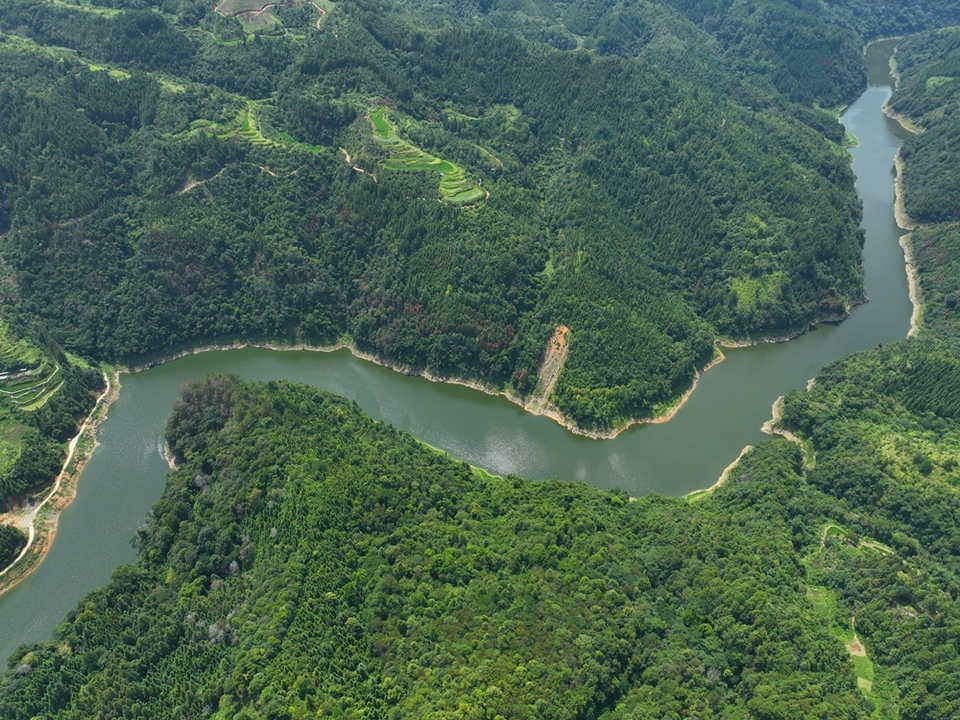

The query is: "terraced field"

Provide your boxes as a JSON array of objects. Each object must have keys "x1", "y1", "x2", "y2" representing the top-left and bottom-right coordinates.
[
  {"x1": 208, "y1": 101, "x2": 321, "y2": 154},
  {"x1": 0, "y1": 324, "x2": 60, "y2": 413},
  {"x1": 0, "y1": 322, "x2": 63, "y2": 486},
  {"x1": 1, "y1": 367, "x2": 62, "y2": 411},
  {"x1": 369, "y1": 107, "x2": 486, "y2": 206}
]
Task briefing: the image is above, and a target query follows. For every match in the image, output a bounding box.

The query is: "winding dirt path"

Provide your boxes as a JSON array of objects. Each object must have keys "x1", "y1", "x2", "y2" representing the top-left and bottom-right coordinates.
[{"x1": 0, "y1": 372, "x2": 114, "y2": 591}]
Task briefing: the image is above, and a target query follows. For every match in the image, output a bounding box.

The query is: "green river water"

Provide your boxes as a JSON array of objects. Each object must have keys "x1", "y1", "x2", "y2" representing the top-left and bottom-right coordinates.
[{"x1": 0, "y1": 40, "x2": 915, "y2": 659}]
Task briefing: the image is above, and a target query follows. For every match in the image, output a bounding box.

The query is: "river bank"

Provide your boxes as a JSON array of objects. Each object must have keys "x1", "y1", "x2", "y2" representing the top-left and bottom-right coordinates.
[
  {"x1": 883, "y1": 42, "x2": 924, "y2": 135},
  {"x1": 892, "y1": 150, "x2": 921, "y2": 231},
  {"x1": 879, "y1": 40, "x2": 924, "y2": 335},
  {"x1": 684, "y1": 444, "x2": 754, "y2": 500},
  {"x1": 122, "y1": 306, "x2": 860, "y2": 442},
  {"x1": 717, "y1": 303, "x2": 861, "y2": 349},
  {"x1": 0, "y1": 32, "x2": 920, "y2": 665},
  {"x1": 687, "y1": 384, "x2": 816, "y2": 501},
  {"x1": 125, "y1": 337, "x2": 713, "y2": 440},
  {"x1": 0, "y1": 371, "x2": 119, "y2": 596}
]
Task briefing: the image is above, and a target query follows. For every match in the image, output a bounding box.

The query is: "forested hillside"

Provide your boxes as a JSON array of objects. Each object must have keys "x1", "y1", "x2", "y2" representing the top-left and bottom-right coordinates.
[
  {"x1": 0, "y1": 0, "x2": 871, "y2": 431},
  {"x1": 6, "y1": 335, "x2": 960, "y2": 718},
  {"x1": 0, "y1": 377, "x2": 878, "y2": 718},
  {"x1": 392, "y1": 0, "x2": 960, "y2": 107},
  {"x1": 887, "y1": 27, "x2": 960, "y2": 224}
]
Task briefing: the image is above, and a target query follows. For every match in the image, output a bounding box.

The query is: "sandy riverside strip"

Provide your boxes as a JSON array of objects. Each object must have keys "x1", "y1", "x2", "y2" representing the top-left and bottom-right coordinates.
[
  {"x1": 0, "y1": 371, "x2": 119, "y2": 596},
  {"x1": 892, "y1": 150, "x2": 922, "y2": 232},
  {"x1": 683, "y1": 444, "x2": 754, "y2": 500},
  {"x1": 121, "y1": 306, "x2": 850, "y2": 441},
  {"x1": 900, "y1": 233, "x2": 921, "y2": 336}
]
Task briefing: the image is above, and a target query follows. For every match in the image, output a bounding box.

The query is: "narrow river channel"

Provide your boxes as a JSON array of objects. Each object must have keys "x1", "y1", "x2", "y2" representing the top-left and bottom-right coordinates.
[{"x1": 0, "y1": 40, "x2": 915, "y2": 659}]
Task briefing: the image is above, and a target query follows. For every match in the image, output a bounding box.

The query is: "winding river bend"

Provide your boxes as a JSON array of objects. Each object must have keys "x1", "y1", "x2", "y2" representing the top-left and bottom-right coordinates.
[{"x1": 0, "y1": 40, "x2": 914, "y2": 659}]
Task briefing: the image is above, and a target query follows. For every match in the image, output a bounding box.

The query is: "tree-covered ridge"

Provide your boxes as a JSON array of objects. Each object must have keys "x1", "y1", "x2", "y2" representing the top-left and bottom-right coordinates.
[
  {"x1": 773, "y1": 339, "x2": 960, "y2": 720},
  {"x1": 391, "y1": 0, "x2": 960, "y2": 109},
  {"x1": 0, "y1": 376, "x2": 878, "y2": 718},
  {"x1": 887, "y1": 27, "x2": 960, "y2": 224},
  {"x1": 0, "y1": 0, "x2": 867, "y2": 431},
  {"x1": 393, "y1": 0, "x2": 868, "y2": 105}
]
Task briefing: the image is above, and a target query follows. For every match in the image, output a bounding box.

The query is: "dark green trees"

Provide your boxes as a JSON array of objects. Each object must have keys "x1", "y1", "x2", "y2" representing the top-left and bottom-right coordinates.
[{"x1": 0, "y1": 377, "x2": 871, "y2": 718}]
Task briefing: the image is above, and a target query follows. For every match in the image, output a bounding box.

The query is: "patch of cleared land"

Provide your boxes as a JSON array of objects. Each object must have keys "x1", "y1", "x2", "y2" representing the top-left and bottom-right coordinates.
[
  {"x1": 369, "y1": 107, "x2": 486, "y2": 205},
  {"x1": 215, "y1": 0, "x2": 328, "y2": 30},
  {"x1": 525, "y1": 325, "x2": 569, "y2": 414},
  {"x1": 805, "y1": 524, "x2": 899, "y2": 718}
]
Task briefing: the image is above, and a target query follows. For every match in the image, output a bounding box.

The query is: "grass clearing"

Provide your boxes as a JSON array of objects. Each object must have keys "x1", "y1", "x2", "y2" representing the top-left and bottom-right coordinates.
[
  {"x1": 805, "y1": 524, "x2": 900, "y2": 718},
  {"x1": 925, "y1": 75, "x2": 956, "y2": 91},
  {"x1": 369, "y1": 106, "x2": 486, "y2": 206},
  {"x1": 88, "y1": 64, "x2": 130, "y2": 80}
]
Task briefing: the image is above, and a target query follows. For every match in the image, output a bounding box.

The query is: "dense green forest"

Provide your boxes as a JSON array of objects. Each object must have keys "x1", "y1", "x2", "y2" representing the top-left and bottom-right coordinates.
[
  {"x1": 0, "y1": 0, "x2": 875, "y2": 431},
  {"x1": 886, "y1": 27, "x2": 960, "y2": 223},
  {"x1": 9, "y1": 3, "x2": 960, "y2": 719},
  {"x1": 391, "y1": 0, "x2": 960, "y2": 107},
  {"x1": 0, "y1": 377, "x2": 883, "y2": 718},
  {"x1": 0, "y1": 523, "x2": 26, "y2": 570}
]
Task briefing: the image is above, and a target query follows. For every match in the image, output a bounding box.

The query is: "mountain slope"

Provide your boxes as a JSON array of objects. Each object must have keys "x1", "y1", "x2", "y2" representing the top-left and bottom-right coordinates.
[{"x1": 0, "y1": 0, "x2": 866, "y2": 431}]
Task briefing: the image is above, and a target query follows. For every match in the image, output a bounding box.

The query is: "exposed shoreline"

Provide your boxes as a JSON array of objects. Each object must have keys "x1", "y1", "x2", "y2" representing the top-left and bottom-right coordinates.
[
  {"x1": 892, "y1": 150, "x2": 921, "y2": 231},
  {"x1": 899, "y1": 233, "x2": 921, "y2": 336},
  {"x1": 883, "y1": 40, "x2": 923, "y2": 231},
  {"x1": 118, "y1": 324, "x2": 833, "y2": 441},
  {"x1": 0, "y1": 370, "x2": 119, "y2": 596},
  {"x1": 123, "y1": 337, "x2": 676, "y2": 440},
  {"x1": 880, "y1": 41, "x2": 923, "y2": 337},
  {"x1": 759, "y1": 393, "x2": 812, "y2": 466},
  {"x1": 685, "y1": 444, "x2": 753, "y2": 499}
]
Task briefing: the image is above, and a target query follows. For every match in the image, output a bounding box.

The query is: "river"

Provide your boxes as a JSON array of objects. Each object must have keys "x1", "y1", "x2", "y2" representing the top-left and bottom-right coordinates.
[{"x1": 0, "y1": 40, "x2": 914, "y2": 659}]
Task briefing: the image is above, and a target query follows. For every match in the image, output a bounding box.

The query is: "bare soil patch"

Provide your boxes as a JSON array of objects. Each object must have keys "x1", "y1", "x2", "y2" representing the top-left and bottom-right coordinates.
[{"x1": 525, "y1": 325, "x2": 569, "y2": 415}]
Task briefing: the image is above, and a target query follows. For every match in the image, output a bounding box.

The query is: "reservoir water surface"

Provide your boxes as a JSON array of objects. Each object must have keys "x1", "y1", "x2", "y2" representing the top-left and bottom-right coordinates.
[{"x1": 0, "y1": 40, "x2": 915, "y2": 659}]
